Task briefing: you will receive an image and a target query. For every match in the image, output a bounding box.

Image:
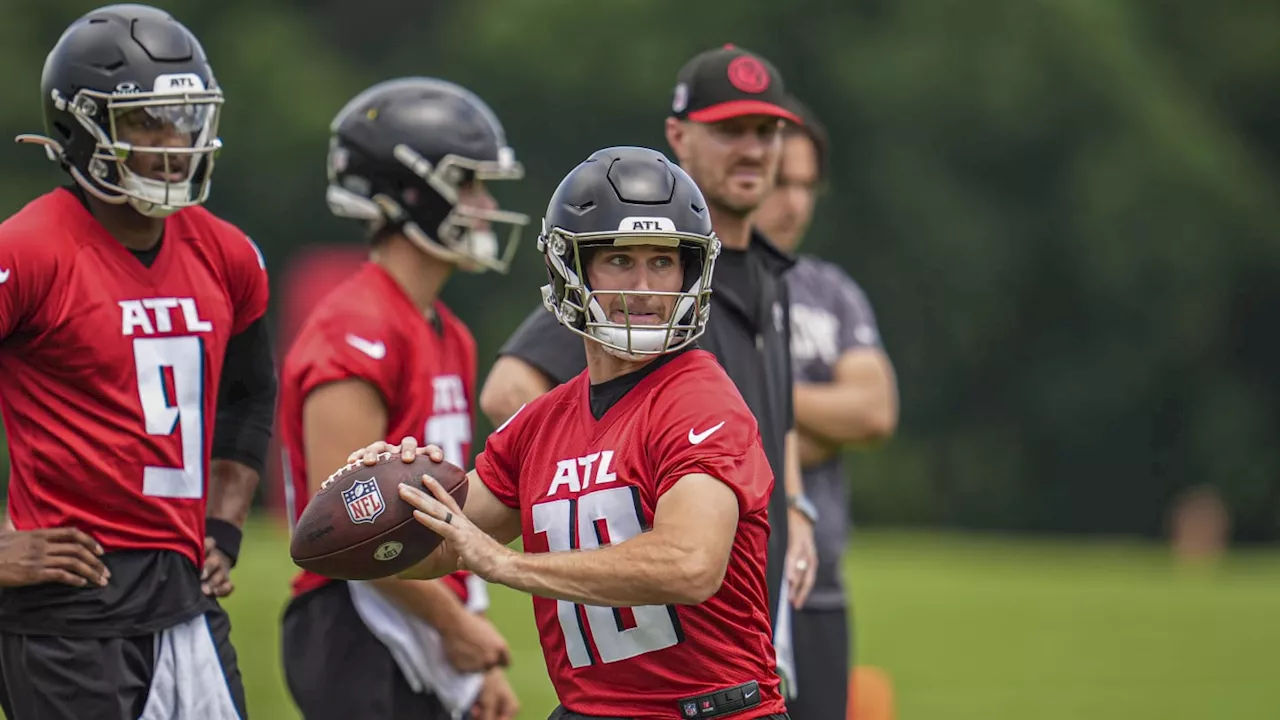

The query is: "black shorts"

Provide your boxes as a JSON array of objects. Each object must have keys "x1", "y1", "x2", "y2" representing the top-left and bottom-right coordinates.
[
  {"x1": 0, "y1": 603, "x2": 246, "y2": 720},
  {"x1": 787, "y1": 606, "x2": 850, "y2": 720},
  {"x1": 281, "y1": 581, "x2": 451, "y2": 720}
]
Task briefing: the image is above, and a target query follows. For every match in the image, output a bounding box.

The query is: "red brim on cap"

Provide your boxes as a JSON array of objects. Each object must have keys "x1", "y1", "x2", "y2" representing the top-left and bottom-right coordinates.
[{"x1": 687, "y1": 100, "x2": 802, "y2": 125}]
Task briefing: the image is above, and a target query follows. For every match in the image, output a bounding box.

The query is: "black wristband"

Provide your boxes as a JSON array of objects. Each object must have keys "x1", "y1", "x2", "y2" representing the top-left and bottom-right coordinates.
[{"x1": 205, "y1": 518, "x2": 243, "y2": 567}]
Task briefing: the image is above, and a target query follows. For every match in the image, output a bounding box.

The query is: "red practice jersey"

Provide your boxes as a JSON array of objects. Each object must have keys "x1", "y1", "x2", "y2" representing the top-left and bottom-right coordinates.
[
  {"x1": 0, "y1": 188, "x2": 269, "y2": 568},
  {"x1": 280, "y1": 261, "x2": 478, "y2": 599},
  {"x1": 476, "y1": 349, "x2": 784, "y2": 719}
]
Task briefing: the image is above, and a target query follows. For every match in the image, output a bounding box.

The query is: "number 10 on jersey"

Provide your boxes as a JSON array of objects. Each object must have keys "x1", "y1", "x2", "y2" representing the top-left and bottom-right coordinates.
[{"x1": 532, "y1": 486, "x2": 684, "y2": 667}]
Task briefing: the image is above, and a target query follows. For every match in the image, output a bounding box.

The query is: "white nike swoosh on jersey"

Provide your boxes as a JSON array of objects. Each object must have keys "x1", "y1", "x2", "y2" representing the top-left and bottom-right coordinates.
[
  {"x1": 744, "y1": 689, "x2": 757, "y2": 699},
  {"x1": 345, "y1": 334, "x2": 386, "y2": 360},
  {"x1": 688, "y1": 421, "x2": 726, "y2": 445},
  {"x1": 0, "y1": 268, "x2": 10, "y2": 284}
]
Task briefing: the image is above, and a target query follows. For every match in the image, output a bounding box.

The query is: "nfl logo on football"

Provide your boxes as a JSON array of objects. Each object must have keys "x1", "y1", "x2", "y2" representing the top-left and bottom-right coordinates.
[{"x1": 342, "y1": 478, "x2": 386, "y2": 525}]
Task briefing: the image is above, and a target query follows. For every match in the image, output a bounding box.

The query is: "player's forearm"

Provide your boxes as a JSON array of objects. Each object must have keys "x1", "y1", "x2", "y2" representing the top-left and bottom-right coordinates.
[
  {"x1": 793, "y1": 382, "x2": 897, "y2": 444},
  {"x1": 493, "y1": 530, "x2": 722, "y2": 607},
  {"x1": 207, "y1": 459, "x2": 259, "y2": 527},
  {"x1": 368, "y1": 575, "x2": 468, "y2": 628}
]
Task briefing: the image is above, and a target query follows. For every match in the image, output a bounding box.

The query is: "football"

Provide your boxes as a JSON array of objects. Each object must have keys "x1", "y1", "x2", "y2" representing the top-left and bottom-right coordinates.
[{"x1": 290, "y1": 452, "x2": 468, "y2": 581}]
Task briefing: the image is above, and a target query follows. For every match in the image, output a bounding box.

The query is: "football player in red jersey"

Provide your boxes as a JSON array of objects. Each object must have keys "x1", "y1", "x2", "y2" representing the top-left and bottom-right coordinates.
[
  {"x1": 343, "y1": 146, "x2": 791, "y2": 720},
  {"x1": 0, "y1": 5, "x2": 274, "y2": 720},
  {"x1": 278, "y1": 78, "x2": 525, "y2": 720}
]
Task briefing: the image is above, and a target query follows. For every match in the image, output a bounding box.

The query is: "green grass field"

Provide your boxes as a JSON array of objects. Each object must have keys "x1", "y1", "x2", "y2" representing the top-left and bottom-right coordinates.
[{"x1": 8, "y1": 518, "x2": 1280, "y2": 719}]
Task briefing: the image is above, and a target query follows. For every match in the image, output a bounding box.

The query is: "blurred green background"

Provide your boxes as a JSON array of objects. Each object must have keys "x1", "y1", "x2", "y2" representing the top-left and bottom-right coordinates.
[{"x1": 1, "y1": 0, "x2": 1278, "y2": 717}]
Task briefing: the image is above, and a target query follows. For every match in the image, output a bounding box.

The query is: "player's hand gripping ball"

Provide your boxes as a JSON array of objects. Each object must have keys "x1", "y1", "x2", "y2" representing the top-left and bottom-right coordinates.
[{"x1": 289, "y1": 449, "x2": 469, "y2": 580}]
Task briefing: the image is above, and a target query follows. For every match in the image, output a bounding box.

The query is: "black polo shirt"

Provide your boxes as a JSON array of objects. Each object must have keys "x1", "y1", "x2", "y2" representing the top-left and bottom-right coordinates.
[{"x1": 496, "y1": 229, "x2": 796, "y2": 625}]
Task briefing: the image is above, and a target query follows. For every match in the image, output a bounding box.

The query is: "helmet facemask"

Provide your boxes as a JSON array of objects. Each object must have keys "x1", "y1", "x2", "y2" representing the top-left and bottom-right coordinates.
[
  {"x1": 326, "y1": 143, "x2": 530, "y2": 274},
  {"x1": 24, "y1": 75, "x2": 223, "y2": 219},
  {"x1": 539, "y1": 221, "x2": 720, "y2": 360}
]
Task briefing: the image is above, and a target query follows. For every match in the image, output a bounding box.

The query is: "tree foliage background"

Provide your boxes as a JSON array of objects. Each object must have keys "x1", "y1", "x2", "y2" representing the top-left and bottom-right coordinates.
[{"x1": 1, "y1": 0, "x2": 1277, "y2": 541}]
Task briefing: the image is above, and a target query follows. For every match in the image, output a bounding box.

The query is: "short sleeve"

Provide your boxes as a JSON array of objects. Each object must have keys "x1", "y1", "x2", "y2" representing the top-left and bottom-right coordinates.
[
  {"x1": 0, "y1": 230, "x2": 59, "y2": 342},
  {"x1": 497, "y1": 304, "x2": 586, "y2": 385},
  {"x1": 474, "y1": 402, "x2": 530, "y2": 509},
  {"x1": 649, "y1": 364, "x2": 771, "y2": 515},
  {"x1": 223, "y1": 231, "x2": 270, "y2": 335},
  {"x1": 832, "y1": 270, "x2": 882, "y2": 353},
  {"x1": 291, "y1": 317, "x2": 403, "y2": 411}
]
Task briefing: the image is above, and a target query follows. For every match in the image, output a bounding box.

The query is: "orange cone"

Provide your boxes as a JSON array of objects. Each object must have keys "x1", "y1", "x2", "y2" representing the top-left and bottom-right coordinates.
[{"x1": 847, "y1": 666, "x2": 895, "y2": 720}]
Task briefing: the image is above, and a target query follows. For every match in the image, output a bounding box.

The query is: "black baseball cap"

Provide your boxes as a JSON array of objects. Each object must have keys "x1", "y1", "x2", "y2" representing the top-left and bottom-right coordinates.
[{"x1": 670, "y1": 43, "x2": 802, "y2": 125}]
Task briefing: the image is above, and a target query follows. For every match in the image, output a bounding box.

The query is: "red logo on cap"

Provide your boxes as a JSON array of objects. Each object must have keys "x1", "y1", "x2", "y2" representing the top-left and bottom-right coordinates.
[{"x1": 727, "y1": 56, "x2": 770, "y2": 94}]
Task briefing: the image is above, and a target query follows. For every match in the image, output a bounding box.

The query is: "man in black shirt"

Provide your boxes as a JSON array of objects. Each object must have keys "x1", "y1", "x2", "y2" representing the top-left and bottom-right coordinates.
[{"x1": 480, "y1": 44, "x2": 818, "y2": 695}]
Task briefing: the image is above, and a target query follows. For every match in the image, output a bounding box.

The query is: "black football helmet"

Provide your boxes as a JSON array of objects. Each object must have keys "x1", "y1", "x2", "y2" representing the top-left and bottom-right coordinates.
[
  {"x1": 325, "y1": 77, "x2": 529, "y2": 274},
  {"x1": 17, "y1": 4, "x2": 224, "y2": 218},
  {"x1": 537, "y1": 146, "x2": 720, "y2": 358}
]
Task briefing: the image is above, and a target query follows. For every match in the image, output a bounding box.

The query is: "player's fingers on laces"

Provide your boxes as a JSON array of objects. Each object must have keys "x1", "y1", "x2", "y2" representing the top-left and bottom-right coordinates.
[
  {"x1": 361, "y1": 445, "x2": 389, "y2": 465},
  {"x1": 397, "y1": 436, "x2": 420, "y2": 461},
  {"x1": 354, "y1": 440, "x2": 393, "y2": 464},
  {"x1": 422, "y1": 444, "x2": 445, "y2": 462}
]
